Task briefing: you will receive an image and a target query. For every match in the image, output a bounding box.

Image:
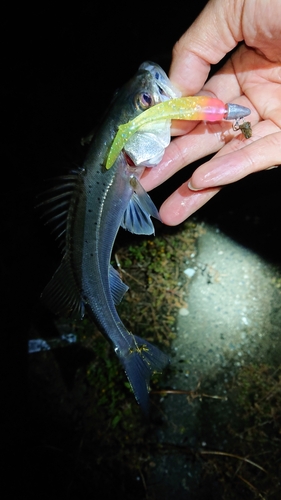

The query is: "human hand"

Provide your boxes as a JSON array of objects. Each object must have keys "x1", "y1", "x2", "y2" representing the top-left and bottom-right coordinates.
[{"x1": 141, "y1": 0, "x2": 281, "y2": 225}]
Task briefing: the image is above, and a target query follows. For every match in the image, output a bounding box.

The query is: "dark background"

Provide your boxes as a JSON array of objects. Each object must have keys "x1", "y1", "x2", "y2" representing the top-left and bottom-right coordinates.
[
  {"x1": 3, "y1": 2, "x2": 280, "y2": 496},
  {"x1": 3, "y1": 1, "x2": 209, "y2": 488}
]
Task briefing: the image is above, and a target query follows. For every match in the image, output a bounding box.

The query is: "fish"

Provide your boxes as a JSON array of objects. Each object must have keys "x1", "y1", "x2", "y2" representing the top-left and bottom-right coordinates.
[{"x1": 40, "y1": 61, "x2": 180, "y2": 415}]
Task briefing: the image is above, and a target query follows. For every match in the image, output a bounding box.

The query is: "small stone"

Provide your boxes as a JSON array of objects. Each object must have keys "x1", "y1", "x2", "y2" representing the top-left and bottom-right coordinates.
[
  {"x1": 179, "y1": 308, "x2": 189, "y2": 316},
  {"x1": 183, "y1": 268, "x2": 196, "y2": 278}
]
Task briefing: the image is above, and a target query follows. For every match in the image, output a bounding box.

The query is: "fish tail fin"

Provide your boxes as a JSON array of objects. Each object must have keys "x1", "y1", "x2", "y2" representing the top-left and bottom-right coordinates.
[{"x1": 117, "y1": 335, "x2": 169, "y2": 417}]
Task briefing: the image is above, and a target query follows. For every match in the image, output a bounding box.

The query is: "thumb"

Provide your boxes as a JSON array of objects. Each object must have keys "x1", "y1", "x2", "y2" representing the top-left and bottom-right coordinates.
[{"x1": 169, "y1": 0, "x2": 244, "y2": 94}]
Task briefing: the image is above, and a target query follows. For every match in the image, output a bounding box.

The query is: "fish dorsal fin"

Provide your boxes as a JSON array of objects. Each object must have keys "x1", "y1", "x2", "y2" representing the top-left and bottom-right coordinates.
[
  {"x1": 36, "y1": 173, "x2": 79, "y2": 253},
  {"x1": 41, "y1": 255, "x2": 85, "y2": 319},
  {"x1": 109, "y1": 265, "x2": 129, "y2": 305},
  {"x1": 121, "y1": 176, "x2": 161, "y2": 235}
]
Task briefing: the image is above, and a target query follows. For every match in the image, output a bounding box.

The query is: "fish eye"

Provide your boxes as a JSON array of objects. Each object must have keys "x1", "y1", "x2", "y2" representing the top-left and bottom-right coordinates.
[{"x1": 135, "y1": 92, "x2": 153, "y2": 110}]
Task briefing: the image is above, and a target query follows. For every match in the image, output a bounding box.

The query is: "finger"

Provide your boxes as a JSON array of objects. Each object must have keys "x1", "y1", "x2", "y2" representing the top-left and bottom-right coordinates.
[
  {"x1": 190, "y1": 129, "x2": 281, "y2": 190},
  {"x1": 159, "y1": 126, "x2": 281, "y2": 225},
  {"x1": 169, "y1": 0, "x2": 244, "y2": 94},
  {"x1": 159, "y1": 184, "x2": 221, "y2": 225}
]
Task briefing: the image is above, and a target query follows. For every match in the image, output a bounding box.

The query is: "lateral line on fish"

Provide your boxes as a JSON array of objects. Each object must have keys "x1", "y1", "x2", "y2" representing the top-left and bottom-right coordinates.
[{"x1": 106, "y1": 96, "x2": 251, "y2": 169}]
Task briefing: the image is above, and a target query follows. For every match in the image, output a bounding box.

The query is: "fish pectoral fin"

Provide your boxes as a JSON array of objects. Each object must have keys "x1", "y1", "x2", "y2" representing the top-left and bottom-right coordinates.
[
  {"x1": 109, "y1": 265, "x2": 129, "y2": 305},
  {"x1": 121, "y1": 176, "x2": 161, "y2": 235},
  {"x1": 41, "y1": 256, "x2": 85, "y2": 319}
]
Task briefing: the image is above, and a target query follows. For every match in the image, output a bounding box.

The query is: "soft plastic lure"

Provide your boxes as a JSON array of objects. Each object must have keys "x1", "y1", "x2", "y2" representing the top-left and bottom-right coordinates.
[{"x1": 106, "y1": 96, "x2": 251, "y2": 169}]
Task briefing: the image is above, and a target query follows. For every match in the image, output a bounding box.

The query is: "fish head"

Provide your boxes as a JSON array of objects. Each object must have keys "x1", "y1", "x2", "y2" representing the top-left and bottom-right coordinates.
[{"x1": 123, "y1": 62, "x2": 181, "y2": 168}]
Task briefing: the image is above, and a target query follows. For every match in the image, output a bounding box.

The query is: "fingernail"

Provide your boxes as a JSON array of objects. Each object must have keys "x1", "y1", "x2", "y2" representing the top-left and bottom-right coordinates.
[{"x1": 188, "y1": 180, "x2": 202, "y2": 191}]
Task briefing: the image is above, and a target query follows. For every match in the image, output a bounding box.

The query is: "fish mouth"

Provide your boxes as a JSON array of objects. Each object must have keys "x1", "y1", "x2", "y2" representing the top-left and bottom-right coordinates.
[{"x1": 123, "y1": 151, "x2": 136, "y2": 167}]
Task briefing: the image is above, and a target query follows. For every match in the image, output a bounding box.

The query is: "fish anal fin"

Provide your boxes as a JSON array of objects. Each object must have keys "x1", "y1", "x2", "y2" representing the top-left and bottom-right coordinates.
[{"x1": 109, "y1": 265, "x2": 129, "y2": 305}]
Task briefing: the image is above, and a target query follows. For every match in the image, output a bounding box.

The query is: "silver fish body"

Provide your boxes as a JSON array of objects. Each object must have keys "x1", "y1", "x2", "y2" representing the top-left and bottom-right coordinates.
[{"x1": 41, "y1": 63, "x2": 177, "y2": 414}]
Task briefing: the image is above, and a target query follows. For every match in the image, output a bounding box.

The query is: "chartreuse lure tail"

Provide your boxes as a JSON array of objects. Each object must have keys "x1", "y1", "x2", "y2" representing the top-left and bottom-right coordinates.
[{"x1": 105, "y1": 96, "x2": 251, "y2": 169}]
